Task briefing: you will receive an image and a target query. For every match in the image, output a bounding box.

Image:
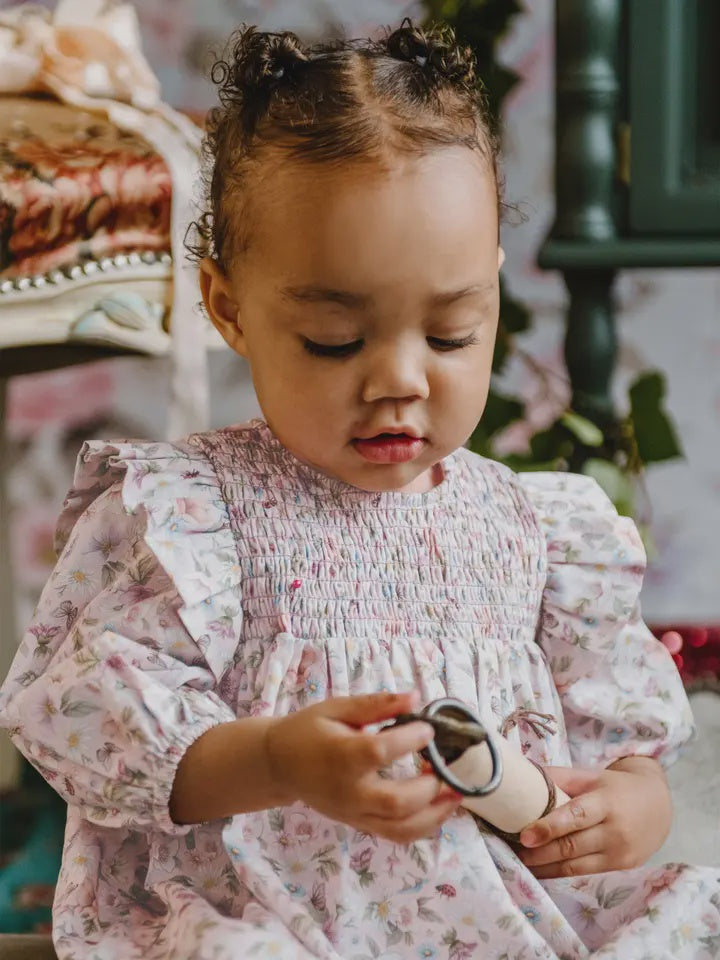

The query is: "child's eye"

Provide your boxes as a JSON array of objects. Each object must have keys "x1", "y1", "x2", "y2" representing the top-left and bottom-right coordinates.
[
  {"x1": 428, "y1": 334, "x2": 480, "y2": 351},
  {"x1": 302, "y1": 338, "x2": 363, "y2": 357},
  {"x1": 302, "y1": 333, "x2": 480, "y2": 358}
]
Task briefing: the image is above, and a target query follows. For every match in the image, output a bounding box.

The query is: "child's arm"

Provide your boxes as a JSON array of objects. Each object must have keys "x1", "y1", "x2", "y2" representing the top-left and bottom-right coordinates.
[
  {"x1": 519, "y1": 471, "x2": 695, "y2": 770},
  {"x1": 168, "y1": 714, "x2": 288, "y2": 822},
  {"x1": 170, "y1": 692, "x2": 464, "y2": 842},
  {"x1": 0, "y1": 482, "x2": 238, "y2": 836},
  {"x1": 514, "y1": 472, "x2": 692, "y2": 877}
]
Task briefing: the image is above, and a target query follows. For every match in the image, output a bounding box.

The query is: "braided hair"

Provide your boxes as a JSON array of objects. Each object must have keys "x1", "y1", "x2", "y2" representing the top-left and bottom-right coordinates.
[{"x1": 187, "y1": 19, "x2": 501, "y2": 268}]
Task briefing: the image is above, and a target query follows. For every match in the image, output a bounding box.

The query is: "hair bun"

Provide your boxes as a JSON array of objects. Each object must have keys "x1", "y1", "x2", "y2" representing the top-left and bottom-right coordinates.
[
  {"x1": 216, "y1": 26, "x2": 310, "y2": 99},
  {"x1": 385, "y1": 19, "x2": 476, "y2": 89}
]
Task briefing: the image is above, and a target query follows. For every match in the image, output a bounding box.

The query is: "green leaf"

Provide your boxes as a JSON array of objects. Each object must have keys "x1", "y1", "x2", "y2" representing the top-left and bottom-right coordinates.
[
  {"x1": 636, "y1": 521, "x2": 657, "y2": 562},
  {"x1": 476, "y1": 391, "x2": 524, "y2": 439},
  {"x1": 491, "y1": 328, "x2": 511, "y2": 374},
  {"x1": 499, "y1": 289, "x2": 530, "y2": 334},
  {"x1": 499, "y1": 454, "x2": 566, "y2": 473},
  {"x1": 62, "y1": 701, "x2": 100, "y2": 717},
  {"x1": 417, "y1": 898, "x2": 444, "y2": 923},
  {"x1": 560, "y1": 411, "x2": 604, "y2": 447},
  {"x1": 628, "y1": 372, "x2": 682, "y2": 464},
  {"x1": 600, "y1": 885, "x2": 635, "y2": 910},
  {"x1": 60, "y1": 691, "x2": 99, "y2": 717},
  {"x1": 582, "y1": 459, "x2": 635, "y2": 517},
  {"x1": 699, "y1": 933, "x2": 720, "y2": 958},
  {"x1": 530, "y1": 423, "x2": 573, "y2": 462}
]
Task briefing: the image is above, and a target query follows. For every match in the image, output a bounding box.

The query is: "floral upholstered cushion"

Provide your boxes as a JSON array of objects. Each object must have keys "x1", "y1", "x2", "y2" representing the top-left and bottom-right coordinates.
[{"x1": 0, "y1": 95, "x2": 171, "y2": 281}]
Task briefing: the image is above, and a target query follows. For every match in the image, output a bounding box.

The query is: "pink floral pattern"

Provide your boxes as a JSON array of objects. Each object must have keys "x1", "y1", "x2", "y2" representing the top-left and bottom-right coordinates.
[
  {"x1": 0, "y1": 419, "x2": 718, "y2": 960},
  {"x1": 0, "y1": 97, "x2": 171, "y2": 279}
]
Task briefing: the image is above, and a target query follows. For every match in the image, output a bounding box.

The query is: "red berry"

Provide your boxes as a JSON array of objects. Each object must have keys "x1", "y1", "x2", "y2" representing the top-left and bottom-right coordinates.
[{"x1": 687, "y1": 628, "x2": 708, "y2": 648}]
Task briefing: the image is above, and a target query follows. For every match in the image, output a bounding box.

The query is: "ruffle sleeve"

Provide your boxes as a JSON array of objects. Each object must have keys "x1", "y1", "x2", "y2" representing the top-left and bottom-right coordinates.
[
  {"x1": 518, "y1": 472, "x2": 695, "y2": 769},
  {"x1": 0, "y1": 437, "x2": 243, "y2": 835}
]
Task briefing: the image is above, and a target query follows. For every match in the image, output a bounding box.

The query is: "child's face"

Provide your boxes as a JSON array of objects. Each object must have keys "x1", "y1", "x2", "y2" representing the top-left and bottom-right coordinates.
[{"x1": 201, "y1": 146, "x2": 503, "y2": 493}]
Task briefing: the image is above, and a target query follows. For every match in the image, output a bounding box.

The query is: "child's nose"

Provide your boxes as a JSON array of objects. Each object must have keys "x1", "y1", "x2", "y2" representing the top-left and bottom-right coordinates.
[{"x1": 360, "y1": 343, "x2": 430, "y2": 404}]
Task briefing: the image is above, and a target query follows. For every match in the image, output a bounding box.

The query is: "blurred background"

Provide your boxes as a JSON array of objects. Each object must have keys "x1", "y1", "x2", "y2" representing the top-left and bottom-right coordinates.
[{"x1": 0, "y1": 0, "x2": 718, "y2": 938}]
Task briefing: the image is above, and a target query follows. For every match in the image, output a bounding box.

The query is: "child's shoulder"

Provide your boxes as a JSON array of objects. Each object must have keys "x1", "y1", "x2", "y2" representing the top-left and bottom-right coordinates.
[
  {"x1": 68, "y1": 420, "x2": 259, "y2": 496},
  {"x1": 458, "y1": 447, "x2": 618, "y2": 514},
  {"x1": 57, "y1": 425, "x2": 251, "y2": 553},
  {"x1": 55, "y1": 427, "x2": 254, "y2": 601},
  {"x1": 456, "y1": 449, "x2": 641, "y2": 559},
  {"x1": 456, "y1": 447, "x2": 602, "y2": 506},
  {"x1": 68, "y1": 432, "x2": 214, "y2": 500}
]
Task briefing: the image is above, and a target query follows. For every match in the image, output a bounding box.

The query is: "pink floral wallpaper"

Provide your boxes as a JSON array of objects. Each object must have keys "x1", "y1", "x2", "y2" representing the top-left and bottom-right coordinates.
[{"x1": 5, "y1": 0, "x2": 719, "y2": 636}]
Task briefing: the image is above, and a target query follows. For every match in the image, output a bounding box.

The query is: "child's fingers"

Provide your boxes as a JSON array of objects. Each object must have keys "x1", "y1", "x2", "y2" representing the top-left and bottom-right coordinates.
[
  {"x1": 520, "y1": 792, "x2": 606, "y2": 849},
  {"x1": 527, "y1": 852, "x2": 610, "y2": 880},
  {"x1": 352, "y1": 721, "x2": 434, "y2": 771},
  {"x1": 544, "y1": 765, "x2": 601, "y2": 798},
  {"x1": 363, "y1": 774, "x2": 460, "y2": 820},
  {"x1": 519, "y1": 824, "x2": 606, "y2": 868},
  {"x1": 318, "y1": 690, "x2": 419, "y2": 727},
  {"x1": 361, "y1": 794, "x2": 462, "y2": 845}
]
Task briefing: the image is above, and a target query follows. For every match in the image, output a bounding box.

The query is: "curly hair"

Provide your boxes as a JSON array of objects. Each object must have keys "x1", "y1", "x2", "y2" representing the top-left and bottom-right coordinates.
[{"x1": 186, "y1": 18, "x2": 502, "y2": 269}]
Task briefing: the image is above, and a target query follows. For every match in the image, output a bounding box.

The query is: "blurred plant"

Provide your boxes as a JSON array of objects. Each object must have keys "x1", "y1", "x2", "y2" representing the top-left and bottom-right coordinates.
[{"x1": 421, "y1": 0, "x2": 682, "y2": 532}]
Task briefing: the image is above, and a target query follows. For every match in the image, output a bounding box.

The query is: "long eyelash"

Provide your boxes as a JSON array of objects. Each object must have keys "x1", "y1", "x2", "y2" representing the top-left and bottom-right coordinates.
[
  {"x1": 302, "y1": 339, "x2": 363, "y2": 357},
  {"x1": 302, "y1": 333, "x2": 480, "y2": 358},
  {"x1": 428, "y1": 334, "x2": 481, "y2": 350}
]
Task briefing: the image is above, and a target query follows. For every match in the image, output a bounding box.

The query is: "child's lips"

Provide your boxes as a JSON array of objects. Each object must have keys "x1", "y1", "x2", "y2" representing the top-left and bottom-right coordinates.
[{"x1": 352, "y1": 435, "x2": 425, "y2": 463}]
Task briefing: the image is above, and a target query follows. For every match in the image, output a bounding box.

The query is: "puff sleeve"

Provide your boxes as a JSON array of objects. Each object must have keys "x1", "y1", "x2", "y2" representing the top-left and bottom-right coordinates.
[
  {"x1": 519, "y1": 472, "x2": 695, "y2": 769},
  {"x1": 0, "y1": 439, "x2": 243, "y2": 835}
]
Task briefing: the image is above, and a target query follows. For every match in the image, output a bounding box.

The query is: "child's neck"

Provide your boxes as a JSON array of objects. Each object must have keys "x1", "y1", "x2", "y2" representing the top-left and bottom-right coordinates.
[{"x1": 398, "y1": 461, "x2": 445, "y2": 493}]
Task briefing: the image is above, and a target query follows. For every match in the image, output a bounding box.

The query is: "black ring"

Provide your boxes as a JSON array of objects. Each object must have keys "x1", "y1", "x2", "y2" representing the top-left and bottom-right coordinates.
[{"x1": 420, "y1": 698, "x2": 503, "y2": 797}]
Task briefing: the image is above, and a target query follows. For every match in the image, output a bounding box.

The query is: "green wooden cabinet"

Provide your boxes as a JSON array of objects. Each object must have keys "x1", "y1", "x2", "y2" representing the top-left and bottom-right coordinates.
[
  {"x1": 539, "y1": 0, "x2": 720, "y2": 421},
  {"x1": 629, "y1": 0, "x2": 720, "y2": 234}
]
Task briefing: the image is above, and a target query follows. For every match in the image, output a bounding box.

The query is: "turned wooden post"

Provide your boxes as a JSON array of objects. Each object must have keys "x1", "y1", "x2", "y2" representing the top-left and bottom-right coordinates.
[{"x1": 553, "y1": 0, "x2": 622, "y2": 423}]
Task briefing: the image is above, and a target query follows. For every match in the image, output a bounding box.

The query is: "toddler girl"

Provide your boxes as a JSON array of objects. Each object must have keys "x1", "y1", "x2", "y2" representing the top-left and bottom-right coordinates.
[{"x1": 2, "y1": 20, "x2": 719, "y2": 960}]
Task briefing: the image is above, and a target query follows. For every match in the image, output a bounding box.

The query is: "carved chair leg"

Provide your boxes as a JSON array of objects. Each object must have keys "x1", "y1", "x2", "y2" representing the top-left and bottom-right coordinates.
[{"x1": 563, "y1": 268, "x2": 618, "y2": 424}]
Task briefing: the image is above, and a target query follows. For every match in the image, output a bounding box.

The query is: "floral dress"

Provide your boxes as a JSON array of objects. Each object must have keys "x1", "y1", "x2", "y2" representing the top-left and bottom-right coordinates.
[{"x1": 1, "y1": 419, "x2": 718, "y2": 960}]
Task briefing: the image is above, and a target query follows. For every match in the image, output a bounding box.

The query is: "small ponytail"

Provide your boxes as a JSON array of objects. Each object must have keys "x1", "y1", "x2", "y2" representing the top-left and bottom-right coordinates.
[
  {"x1": 384, "y1": 18, "x2": 477, "y2": 91},
  {"x1": 210, "y1": 26, "x2": 312, "y2": 138}
]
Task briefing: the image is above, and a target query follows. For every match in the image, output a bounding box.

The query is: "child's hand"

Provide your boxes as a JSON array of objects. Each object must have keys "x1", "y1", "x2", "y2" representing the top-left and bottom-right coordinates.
[
  {"x1": 517, "y1": 758, "x2": 672, "y2": 879},
  {"x1": 266, "y1": 691, "x2": 463, "y2": 843}
]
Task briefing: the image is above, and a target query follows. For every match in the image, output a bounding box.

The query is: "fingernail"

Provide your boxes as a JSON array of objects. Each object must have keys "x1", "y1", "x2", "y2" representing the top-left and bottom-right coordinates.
[
  {"x1": 417, "y1": 721, "x2": 435, "y2": 743},
  {"x1": 435, "y1": 788, "x2": 463, "y2": 804},
  {"x1": 438, "y1": 785, "x2": 463, "y2": 799},
  {"x1": 521, "y1": 829, "x2": 540, "y2": 847}
]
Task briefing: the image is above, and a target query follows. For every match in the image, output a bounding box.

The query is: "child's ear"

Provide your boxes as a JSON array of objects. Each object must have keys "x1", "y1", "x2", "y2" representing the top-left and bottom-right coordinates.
[
  {"x1": 199, "y1": 257, "x2": 247, "y2": 356},
  {"x1": 498, "y1": 246, "x2": 506, "y2": 270}
]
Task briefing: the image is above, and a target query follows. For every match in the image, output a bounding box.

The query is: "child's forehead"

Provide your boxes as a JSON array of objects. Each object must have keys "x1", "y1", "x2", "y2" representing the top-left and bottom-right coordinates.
[
  {"x1": 257, "y1": 143, "x2": 492, "y2": 192},
  {"x1": 231, "y1": 165, "x2": 496, "y2": 298},
  {"x1": 245, "y1": 147, "x2": 497, "y2": 240},
  {"x1": 227, "y1": 149, "x2": 499, "y2": 300}
]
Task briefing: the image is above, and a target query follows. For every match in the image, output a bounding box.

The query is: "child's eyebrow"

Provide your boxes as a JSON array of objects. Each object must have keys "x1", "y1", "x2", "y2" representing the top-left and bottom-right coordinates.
[
  {"x1": 430, "y1": 283, "x2": 494, "y2": 306},
  {"x1": 279, "y1": 286, "x2": 372, "y2": 309},
  {"x1": 278, "y1": 283, "x2": 493, "y2": 310}
]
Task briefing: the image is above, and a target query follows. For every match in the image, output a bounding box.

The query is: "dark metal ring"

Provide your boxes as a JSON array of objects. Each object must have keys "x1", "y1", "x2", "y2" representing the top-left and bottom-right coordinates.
[{"x1": 419, "y1": 698, "x2": 503, "y2": 797}]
